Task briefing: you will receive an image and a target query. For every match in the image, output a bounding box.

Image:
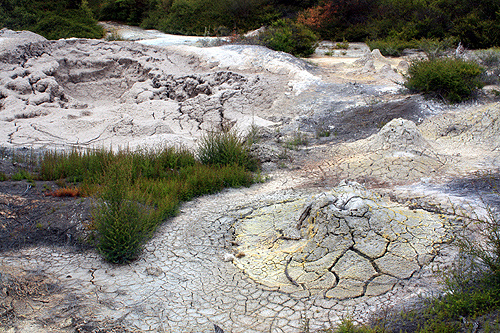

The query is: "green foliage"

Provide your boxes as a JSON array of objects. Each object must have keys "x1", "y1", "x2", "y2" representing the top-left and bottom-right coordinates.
[
  {"x1": 417, "y1": 37, "x2": 457, "y2": 59},
  {"x1": 458, "y1": 204, "x2": 500, "y2": 282},
  {"x1": 31, "y1": 9, "x2": 104, "y2": 39},
  {"x1": 0, "y1": 172, "x2": 7, "y2": 181},
  {"x1": 404, "y1": 58, "x2": 484, "y2": 103},
  {"x1": 93, "y1": 160, "x2": 156, "y2": 264},
  {"x1": 11, "y1": 169, "x2": 34, "y2": 181},
  {"x1": 143, "y1": 0, "x2": 275, "y2": 36},
  {"x1": 197, "y1": 129, "x2": 259, "y2": 172},
  {"x1": 285, "y1": 131, "x2": 308, "y2": 150},
  {"x1": 0, "y1": 0, "x2": 103, "y2": 40},
  {"x1": 38, "y1": 132, "x2": 258, "y2": 263},
  {"x1": 332, "y1": 319, "x2": 379, "y2": 333},
  {"x1": 476, "y1": 48, "x2": 500, "y2": 85},
  {"x1": 259, "y1": 19, "x2": 318, "y2": 57}
]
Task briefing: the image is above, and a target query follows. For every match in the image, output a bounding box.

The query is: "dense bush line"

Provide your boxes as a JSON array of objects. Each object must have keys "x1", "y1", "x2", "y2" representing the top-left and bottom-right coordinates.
[
  {"x1": 2, "y1": 0, "x2": 499, "y2": 51},
  {"x1": 0, "y1": 0, "x2": 104, "y2": 39}
]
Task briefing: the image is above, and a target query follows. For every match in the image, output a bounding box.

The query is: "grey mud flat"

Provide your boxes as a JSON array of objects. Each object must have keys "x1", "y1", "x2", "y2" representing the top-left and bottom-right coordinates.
[{"x1": 0, "y1": 173, "x2": 459, "y2": 333}]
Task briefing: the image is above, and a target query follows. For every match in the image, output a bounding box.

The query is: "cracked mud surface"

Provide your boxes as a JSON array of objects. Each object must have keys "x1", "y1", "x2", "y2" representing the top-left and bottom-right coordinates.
[
  {"x1": 1, "y1": 28, "x2": 500, "y2": 332},
  {"x1": 231, "y1": 182, "x2": 452, "y2": 299},
  {"x1": 0, "y1": 178, "x2": 461, "y2": 332}
]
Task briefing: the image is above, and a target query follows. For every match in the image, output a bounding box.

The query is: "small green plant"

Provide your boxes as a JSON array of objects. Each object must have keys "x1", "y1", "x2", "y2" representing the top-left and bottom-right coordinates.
[
  {"x1": 476, "y1": 48, "x2": 500, "y2": 85},
  {"x1": 105, "y1": 31, "x2": 124, "y2": 41},
  {"x1": 417, "y1": 37, "x2": 456, "y2": 60},
  {"x1": 335, "y1": 40, "x2": 349, "y2": 50},
  {"x1": 404, "y1": 57, "x2": 484, "y2": 103},
  {"x1": 285, "y1": 131, "x2": 308, "y2": 150},
  {"x1": 0, "y1": 172, "x2": 7, "y2": 181},
  {"x1": 93, "y1": 160, "x2": 155, "y2": 264},
  {"x1": 245, "y1": 124, "x2": 261, "y2": 145},
  {"x1": 11, "y1": 169, "x2": 34, "y2": 181},
  {"x1": 316, "y1": 126, "x2": 331, "y2": 138},
  {"x1": 332, "y1": 318, "x2": 379, "y2": 333}
]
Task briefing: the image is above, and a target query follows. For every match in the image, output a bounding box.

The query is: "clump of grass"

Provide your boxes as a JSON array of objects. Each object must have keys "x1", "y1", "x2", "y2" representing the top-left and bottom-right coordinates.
[
  {"x1": 404, "y1": 57, "x2": 484, "y2": 103},
  {"x1": 417, "y1": 37, "x2": 456, "y2": 59},
  {"x1": 366, "y1": 38, "x2": 417, "y2": 57},
  {"x1": 335, "y1": 40, "x2": 349, "y2": 50},
  {"x1": 0, "y1": 172, "x2": 7, "y2": 181},
  {"x1": 11, "y1": 169, "x2": 34, "y2": 181},
  {"x1": 475, "y1": 48, "x2": 500, "y2": 85},
  {"x1": 197, "y1": 129, "x2": 259, "y2": 172},
  {"x1": 46, "y1": 187, "x2": 81, "y2": 197},
  {"x1": 285, "y1": 131, "x2": 308, "y2": 150}
]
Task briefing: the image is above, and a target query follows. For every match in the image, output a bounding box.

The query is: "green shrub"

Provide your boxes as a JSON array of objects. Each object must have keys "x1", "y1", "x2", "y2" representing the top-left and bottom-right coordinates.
[
  {"x1": 417, "y1": 37, "x2": 457, "y2": 59},
  {"x1": 93, "y1": 160, "x2": 155, "y2": 264},
  {"x1": 476, "y1": 48, "x2": 500, "y2": 85},
  {"x1": 31, "y1": 10, "x2": 104, "y2": 39},
  {"x1": 11, "y1": 169, "x2": 34, "y2": 181},
  {"x1": 404, "y1": 57, "x2": 484, "y2": 103},
  {"x1": 197, "y1": 129, "x2": 259, "y2": 171},
  {"x1": 0, "y1": 172, "x2": 7, "y2": 181},
  {"x1": 259, "y1": 19, "x2": 318, "y2": 57},
  {"x1": 285, "y1": 131, "x2": 308, "y2": 150}
]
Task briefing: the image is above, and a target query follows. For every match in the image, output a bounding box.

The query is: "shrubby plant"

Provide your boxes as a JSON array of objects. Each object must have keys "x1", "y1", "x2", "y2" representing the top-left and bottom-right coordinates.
[
  {"x1": 259, "y1": 19, "x2": 318, "y2": 57},
  {"x1": 93, "y1": 160, "x2": 156, "y2": 264},
  {"x1": 417, "y1": 37, "x2": 456, "y2": 59},
  {"x1": 404, "y1": 57, "x2": 484, "y2": 103}
]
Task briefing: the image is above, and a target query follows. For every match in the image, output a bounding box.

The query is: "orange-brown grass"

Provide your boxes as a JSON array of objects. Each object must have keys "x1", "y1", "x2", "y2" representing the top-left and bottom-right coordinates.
[{"x1": 46, "y1": 187, "x2": 81, "y2": 197}]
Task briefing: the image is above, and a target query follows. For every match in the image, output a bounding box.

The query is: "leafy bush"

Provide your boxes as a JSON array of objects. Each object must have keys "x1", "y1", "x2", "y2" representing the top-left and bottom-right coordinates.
[
  {"x1": 0, "y1": 0, "x2": 103, "y2": 40},
  {"x1": 476, "y1": 48, "x2": 500, "y2": 85},
  {"x1": 31, "y1": 10, "x2": 104, "y2": 40},
  {"x1": 259, "y1": 19, "x2": 318, "y2": 57},
  {"x1": 404, "y1": 57, "x2": 484, "y2": 103},
  {"x1": 93, "y1": 160, "x2": 155, "y2": 264},
  {"x1": 11, "y1": 169, "x2": 34, "y2": 181},
  {"x1": 417, "y1": 37, "x2": 457, "y2": 59}
]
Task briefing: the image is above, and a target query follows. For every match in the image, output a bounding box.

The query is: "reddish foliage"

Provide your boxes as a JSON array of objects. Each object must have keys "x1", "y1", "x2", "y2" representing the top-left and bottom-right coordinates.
[
  {"x1": 46, "y1": 187, "x2": 81, "y2": 197},
  {"x1": 297, "y1": 2, "x2": 336, "y2": 30}
]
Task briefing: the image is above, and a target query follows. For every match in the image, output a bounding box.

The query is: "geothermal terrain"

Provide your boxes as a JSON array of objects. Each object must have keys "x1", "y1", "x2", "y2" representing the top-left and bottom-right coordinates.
[{"x1": 0, "y1": 27, "x2": 499, "y2": 332}]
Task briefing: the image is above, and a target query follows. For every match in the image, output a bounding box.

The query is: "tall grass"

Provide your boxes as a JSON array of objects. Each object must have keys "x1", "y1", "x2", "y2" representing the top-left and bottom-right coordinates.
[
  {"x1": 197, "y1": 129, "x2": 260, "y2": 172},
  {"x1": 38, "y1": 133, "x2": 258, "y2": 263}
]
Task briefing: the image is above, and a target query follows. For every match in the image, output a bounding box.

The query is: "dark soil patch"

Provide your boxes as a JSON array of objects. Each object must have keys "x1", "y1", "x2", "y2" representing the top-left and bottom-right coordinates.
[
  {"x1": 0, "y1": 148, "x2": 94, "y2": 252},
  {"x1": 445, "y1": 171, "x2": 500, "y2": 211},
  {"x1": 0, "y1": 180, "x2": 94, "y2": 252},
  {"x1": 299, "y1": 97, "x2": 429, "y2": 144}
]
